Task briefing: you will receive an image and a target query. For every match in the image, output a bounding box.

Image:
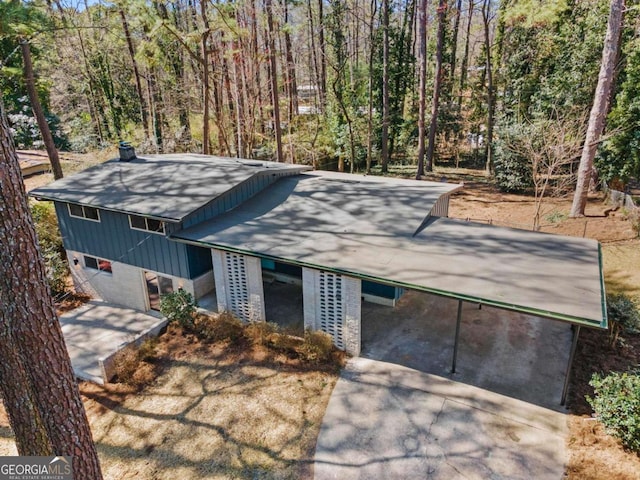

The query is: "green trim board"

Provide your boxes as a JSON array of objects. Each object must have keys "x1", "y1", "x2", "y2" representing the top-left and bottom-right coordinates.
[
  {"x1": 598, "y1": 244, "x2": 608, "y2": 328},
  {"x1": 171, "y1": 171, "x2": 607, "y2": 329}
]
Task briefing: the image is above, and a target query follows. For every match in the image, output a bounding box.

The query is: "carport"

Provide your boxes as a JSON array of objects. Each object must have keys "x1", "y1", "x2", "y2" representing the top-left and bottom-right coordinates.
[{"x1": 172, "y1": 170, "x2": 607, "y2": 404}]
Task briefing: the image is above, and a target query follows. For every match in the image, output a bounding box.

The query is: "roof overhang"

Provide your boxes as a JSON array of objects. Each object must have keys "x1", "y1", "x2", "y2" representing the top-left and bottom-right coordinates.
[
  {"x1": 171, "y1": 172, "x2": 607, "y2": 329},
  {"x1": 28, "y1": 154, "x2": 311, "y2": 221}
]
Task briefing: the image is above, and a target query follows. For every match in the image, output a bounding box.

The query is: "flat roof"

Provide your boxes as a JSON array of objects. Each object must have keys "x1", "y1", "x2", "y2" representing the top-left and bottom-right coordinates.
[
  {"x1": 173, "y1": 172, "x2": 606, "y2": 328},
  {"x1": 29, "y1": 154, "x2": 309, "y2": 221}
]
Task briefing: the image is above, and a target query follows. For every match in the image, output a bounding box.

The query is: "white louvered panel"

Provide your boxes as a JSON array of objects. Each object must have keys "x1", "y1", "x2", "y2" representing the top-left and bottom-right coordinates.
[
  {"x1": 225, "y1": 252, "x2": 251, "y2": 321},
  {"x1": 431, "y1": 195, "x2": 450, "y2": 217},
  {"x1": 318, "y1": 271, "x2": 345, "y2": 349}
]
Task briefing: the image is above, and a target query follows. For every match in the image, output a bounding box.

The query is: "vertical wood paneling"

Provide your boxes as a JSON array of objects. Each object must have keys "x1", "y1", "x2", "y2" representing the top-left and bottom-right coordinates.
[
  {"x1": 55, "y1": 202, "x2": 191, "y2": 278},
  {"x1": 181, "y1": 171, "x2": 297, "y2": 228},
  {"x1": 52, "y1": 170, "x2": 302, "y2": 281}
]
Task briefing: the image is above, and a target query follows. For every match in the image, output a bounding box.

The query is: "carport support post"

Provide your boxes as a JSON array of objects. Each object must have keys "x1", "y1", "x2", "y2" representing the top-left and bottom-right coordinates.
[
  {"x1": 451, "y1": 300, "x2": 463, "y2": 374},
  {"x1": 561, "y1": 325, "x2": 581, "y2": 406}
]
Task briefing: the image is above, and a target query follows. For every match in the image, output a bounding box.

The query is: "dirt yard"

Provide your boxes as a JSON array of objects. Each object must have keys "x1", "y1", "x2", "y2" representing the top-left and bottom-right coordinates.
[
  {"x1": 7, "y1": 160, "x2": 640, "y2": 478},
  {"x1": 0, "y1": 327, "x2": 339, "y2": 480}
]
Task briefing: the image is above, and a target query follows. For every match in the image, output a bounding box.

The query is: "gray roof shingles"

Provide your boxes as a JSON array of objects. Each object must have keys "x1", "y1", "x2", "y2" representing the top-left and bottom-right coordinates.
[{"x1": 29, "y1": 154, "x2": 310, "y2": 221}]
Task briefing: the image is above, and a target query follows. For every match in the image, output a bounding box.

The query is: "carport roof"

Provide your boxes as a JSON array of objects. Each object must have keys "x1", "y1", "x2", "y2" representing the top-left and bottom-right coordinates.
[{"x1": 172, "y1": 171, "x2": 606, "y2": 328}]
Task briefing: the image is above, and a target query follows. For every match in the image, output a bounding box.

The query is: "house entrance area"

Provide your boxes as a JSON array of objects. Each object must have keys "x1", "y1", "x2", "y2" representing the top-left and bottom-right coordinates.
[{"x1": 144, "y1": 271, "x2": 174, "y2": 311}]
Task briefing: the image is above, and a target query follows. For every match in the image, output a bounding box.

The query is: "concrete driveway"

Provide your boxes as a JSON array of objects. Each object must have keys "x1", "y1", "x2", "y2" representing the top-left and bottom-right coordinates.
[
  {"x1": 314, "y1": 291, "x2": 570, "y2": 479},
  {"x1": 60, "y1": 300, "x2": 167, "y2": 384}
]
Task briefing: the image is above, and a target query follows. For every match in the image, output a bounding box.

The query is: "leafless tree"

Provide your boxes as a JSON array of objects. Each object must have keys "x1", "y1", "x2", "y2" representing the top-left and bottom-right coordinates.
[{"x1": 570, "y1": 0, "x2": 624, "y2": 217}]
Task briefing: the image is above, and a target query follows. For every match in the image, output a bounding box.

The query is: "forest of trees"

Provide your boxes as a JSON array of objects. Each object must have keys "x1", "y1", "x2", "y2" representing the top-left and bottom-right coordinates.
[{"x1": 1, "y1": 0, "x2": 639, "y2": 192}]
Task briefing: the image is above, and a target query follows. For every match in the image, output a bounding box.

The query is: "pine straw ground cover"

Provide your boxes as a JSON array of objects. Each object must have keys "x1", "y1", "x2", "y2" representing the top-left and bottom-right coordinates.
[{"x1": 0, "y1": 324, "x2": 342, "y2": 479}]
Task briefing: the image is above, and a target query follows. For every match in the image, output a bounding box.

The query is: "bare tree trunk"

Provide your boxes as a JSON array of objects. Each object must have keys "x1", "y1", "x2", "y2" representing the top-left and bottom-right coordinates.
[
  {"x1": 168, "y1": 5, "x2": 193, "y2": 148},
  {"x1": 388, "y1": 0, "x2": 416, "y2": 158},
  {"x1": 20, "y1": 40, "x2": 63, "y2": 180},
  {"x1": 265, "y1": 0, "x2": 284, "y2": 162},
  {"x1": 220, "y1": 32, "x2": 236, "y2": 157},
  {"x1": 481, "y1": 0, "x2": 495, "y2": 173},
  {"x1": 458, "y1": 0, "x2": 473, "y2": 109},
  {"x1": 450, "y1": 0, "x2": 462, "y2": 89},
  {"x1": 250, "y1": 0, "x2": 266, "y2": 134},
  {"x1": 148, "y1": 68, "x2": 164, "y2": 152},
  {"x1": 426, "y1": 0, "x2": 447, "y2": 172},
  {"x1": 119, "y1": 8, "x2": 150, "y2": 139},
  {"x1": 0, "y1": 298, "x2": 51, "y2": 456},
  {"x1": 201, "y1": 0, "x2": 211, "y2": 154},
  {"x1": 74, "y1": 27, "x2": 106, "y2": 143},
  {"x1": 283, "y1": 0, "x2": 299, "y2": 122},
  {"x1": 416, "y1": 0, "x2": 428, "y2": 178},
  {"x1": 318, "y1": 0, "x2": 327, "y2": 109},
  {"x1": 0, "y1": 94, "x2": 102, "y2": 479},
  {"x1": 232, "y1": 38, "x2": 245, "y2": 158},
  {"x1": 307, "y1": 0, "x2": 321, "y2": 109},
  {"x1": 381, "y1": 0, "x2": 390, "y2": 173},
  {"x1": 570, "y1": 0, "x2": 624, "y2": 217},
  {"x1": 366, "y1": 0, "x2": 378, "y2": 174}
]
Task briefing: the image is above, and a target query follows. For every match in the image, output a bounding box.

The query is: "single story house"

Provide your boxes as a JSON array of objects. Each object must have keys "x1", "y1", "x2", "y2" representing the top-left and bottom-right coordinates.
[{"x1": 31, "y1": 151, "x2": 607, "y2": 401}]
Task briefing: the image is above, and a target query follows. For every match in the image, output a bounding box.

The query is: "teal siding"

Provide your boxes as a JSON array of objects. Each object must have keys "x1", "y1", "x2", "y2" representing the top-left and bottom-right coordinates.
[
  {"x1": 261, "y1": 259, "x2": 276, "y2": 270},
  {"x1": 362, "y1": 280, "x2": 402, "y2": 300},
  {"x1": 261, "y1": 259, "x2": 302, "y2": 278},
  {"x1": 187, "y1": 244, "x2": 213, "y2": 277},
  {"x1": 261, "y1": 259, "x2": 400, "y2": 299},
  {"x1": 55, "y1": 202, "x2": 200, "y2": 278},
  {"x1": 53, "y1": 171, "x2": 300, "y2": 280},
  {"x1": 182, "y1": 171, "x2": 293, "y2": 228}
]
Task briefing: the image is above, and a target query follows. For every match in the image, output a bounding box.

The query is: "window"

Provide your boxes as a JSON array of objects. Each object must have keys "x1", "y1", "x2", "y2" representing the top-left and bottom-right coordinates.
[
  {"x1": 84, "y1": 255, "x2": 112, "y2": 274},
  {"x1": 129, "y1": 214, "x2": 165, "y2": 234},
  {"x1": 68, "y1": 203, "x2": 100, "y2": 222}
]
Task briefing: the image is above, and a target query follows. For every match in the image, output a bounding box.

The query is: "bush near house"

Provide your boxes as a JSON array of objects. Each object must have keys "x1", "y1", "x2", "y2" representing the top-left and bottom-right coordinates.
[
  {"x1": 159, "y1": 290, "x2": 343, "y2": 366},
  {"x1": 300, "y1": 330, "x2": 335, "y2": 364},
  {"x1": 194, "y1": 311, "x2": 244, "y2": 343},
  {"x1": 31, "y1": 201, "x2": 69, "y2": 296},
  {"x1": 588, "y1": 371, "x2": 640, "y2": 453},
  {"x1": 607, "y1": 293, "x2": 640, "y2": 346},
  {"x1": 159, "y1": 289, "x2": 197, "y2": 330},
  {"x1": 246, "y1": 320, "x2": 337, "y2": 365}
]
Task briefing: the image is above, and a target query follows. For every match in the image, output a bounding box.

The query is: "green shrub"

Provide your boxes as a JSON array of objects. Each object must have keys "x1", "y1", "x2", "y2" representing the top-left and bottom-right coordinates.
[
  {"x1": 194, "y1": 311, "x2": 244, "y2": 343},
  {"x1": 493, "y1": 123, "x2": 534, "y2": 193},
  {"x1": 31, "y1": 201, "x2": 69, "y2": 296},
  {"x1": 607, "y1": 292, "x2": 640, "y2": 346},
  {"x1": 299, "y1": 330, "x2": 334, "y2": 364},
  {"x1": 544, "y1": 210, "x2": 568, "y2": 224},
  {"x1": 42, "y1": 250, "x2": 69, "y2": 296},
  {"x1": 160, "y1": 289, "x2": 197, "y2": 330},
  {"x1": 588, "y1": 371, "x2": 640, "y2": 453}
]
